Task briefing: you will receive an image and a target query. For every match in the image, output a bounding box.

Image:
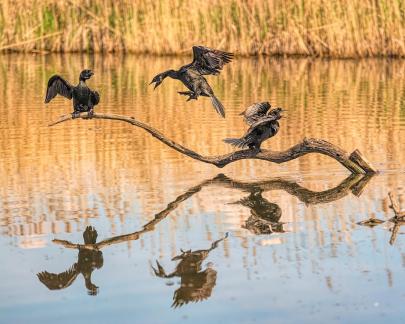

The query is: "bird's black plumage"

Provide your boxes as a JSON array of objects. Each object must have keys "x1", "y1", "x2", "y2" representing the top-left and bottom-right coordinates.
[
  {"x1": 224, "y1": 107, "x2": 284, "y2": 151},
  {"x1": 45, "y1": 69, "x2": 100, "y2": 118},
  {"x1": 150, "y1": 45, "x2": 233, "y2": 118},
  {"x1": 37, "y1": 226, "x2": 103, "y2": 296},
  {"x1": 238, "y1": 190, "x2": 285, "y2": 234},
  {"x1": 152, "y1": 233, "x2": 228, "y2": 308}
]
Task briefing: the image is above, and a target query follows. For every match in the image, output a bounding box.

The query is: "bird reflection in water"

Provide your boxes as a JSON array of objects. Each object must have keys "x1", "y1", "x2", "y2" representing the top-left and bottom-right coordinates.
[
  {"x1": 152, "y1": 233, "x2": 228, "y2": 308},
  {"x1": 235, "y1": 190, "x2": 285, "y2": 234},
  {"x1": 37, "y1": 226, "x2": 103, "y2": 295}
]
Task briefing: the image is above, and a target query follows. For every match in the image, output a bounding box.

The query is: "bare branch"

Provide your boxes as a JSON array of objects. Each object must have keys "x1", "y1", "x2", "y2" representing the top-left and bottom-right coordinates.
[{"x1": 49, "y1": 112, "x2": 377, "y2": 174}]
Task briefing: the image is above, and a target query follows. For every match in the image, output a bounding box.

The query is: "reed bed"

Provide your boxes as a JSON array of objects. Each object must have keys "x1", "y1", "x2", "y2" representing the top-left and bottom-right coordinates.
[{"x1": 0, "y1": 0, "x2": 404, "y2": 57}]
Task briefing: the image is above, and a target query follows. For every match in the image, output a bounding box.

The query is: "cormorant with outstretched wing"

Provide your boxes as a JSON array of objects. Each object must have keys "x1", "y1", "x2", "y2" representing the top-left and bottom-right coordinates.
[
  {"x1": 37, "y1": 226, "x2": 103, "y2": 296},
  {"x1": 224, "y1": 107, "x2": 284, "y2": 151},
  {"x1": 150, "y1": 46, "x2": 233, "y2": 118},
  {"x1": 152, "y1": 234, "x2": 228, "y2": 308},
  {"x1": 45, "y1": 69, "x2": 100, "y2": 118}
]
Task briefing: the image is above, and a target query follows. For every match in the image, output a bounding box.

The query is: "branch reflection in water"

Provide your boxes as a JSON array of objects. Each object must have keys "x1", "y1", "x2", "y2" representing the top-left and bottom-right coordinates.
[
  {"x1": 357, "y1": 191, "x2": 405, "y2": 245},
  {"x1": 37, "y1": 172, "x2": 374, "y2": 299}
]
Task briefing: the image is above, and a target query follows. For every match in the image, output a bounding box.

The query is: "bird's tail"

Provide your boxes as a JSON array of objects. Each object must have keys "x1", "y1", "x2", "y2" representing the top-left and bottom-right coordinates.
[
  {"x1": 210, "y1": 94, "x2": 225, "y2": 118},
  {"x1": 223, "y1": 137, "x2": 248, "y2": 148},
  {"x1": 237, "y1": 196, "x2": 256, "y2": 209}
]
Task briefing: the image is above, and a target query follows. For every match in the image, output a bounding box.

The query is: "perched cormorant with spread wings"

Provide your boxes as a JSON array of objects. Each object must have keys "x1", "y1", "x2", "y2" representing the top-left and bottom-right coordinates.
[
  {"x1": 150, "y1": 46, "x2": 233, "y2": 118},
  {"x1": 45, "y1": 69, "x2": 100, "y2": 118},
  {"x1": 37, "y1": 226, "x2": 103, "y2": 295},
  {"x1": 224, "y1": 107, "x2": 284, "y2": 151},
  {"x1": 152, "y1": 233, "x2": 228, "y2": 308}
]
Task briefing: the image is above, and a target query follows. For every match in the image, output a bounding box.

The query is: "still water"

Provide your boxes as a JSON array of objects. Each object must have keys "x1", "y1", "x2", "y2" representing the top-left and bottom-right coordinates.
[{"x1": 0, "y1": 54, "x2": 404, "y2": 323}]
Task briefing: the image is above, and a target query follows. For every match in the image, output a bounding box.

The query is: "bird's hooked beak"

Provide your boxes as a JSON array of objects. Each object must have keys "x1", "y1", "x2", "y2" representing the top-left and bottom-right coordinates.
[
  {"x1": 171, "y1": 249, "x2": 191, "y2": 261},
  {"x1": 153, "y1": 81, "x2": 162, "y2": 90},
  {"x1": 150, "y1": 75, "x2": 163, "y2": 90},
  {"x1": 89, "y1": 70, "x2": 94, "y2": 77},
  {"x1": 268, "y1": 108, "x2": 286, "y2": 119}
]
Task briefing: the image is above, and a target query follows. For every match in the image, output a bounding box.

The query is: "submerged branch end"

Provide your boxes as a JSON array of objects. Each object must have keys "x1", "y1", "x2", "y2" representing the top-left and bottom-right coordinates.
[{"x1": 49, "y1": 112, "x2": 377, "y2": 174}]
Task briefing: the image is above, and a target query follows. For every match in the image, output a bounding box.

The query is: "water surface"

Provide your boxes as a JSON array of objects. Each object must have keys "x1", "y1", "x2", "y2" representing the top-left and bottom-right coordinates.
[{"x1": 0, "y1": 55, "x2": 404, "y2": 323}]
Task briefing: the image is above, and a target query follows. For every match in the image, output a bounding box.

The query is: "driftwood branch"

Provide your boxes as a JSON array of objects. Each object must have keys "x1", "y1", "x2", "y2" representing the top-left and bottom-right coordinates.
[
  {"x1": 358, "y1": 192, "x2": 405, "y2": 245},
  {"x1": 53, "y1": 172, "x2": 373, "y2": 250},
  {"x1": 388, "y1": 192, "x2": 405, "y2": 219},
  {"x1": 49, "y1": 112, "x2": 377, "y2": 174},
  {"x1": 387, "y1": 192, "x2": 405, "y2": 245}
]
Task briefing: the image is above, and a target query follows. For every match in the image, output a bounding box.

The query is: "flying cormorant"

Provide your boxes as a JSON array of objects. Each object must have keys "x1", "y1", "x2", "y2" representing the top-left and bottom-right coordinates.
[{"x1": 150, "y1": 46, "x2": 233, "y2": 118}]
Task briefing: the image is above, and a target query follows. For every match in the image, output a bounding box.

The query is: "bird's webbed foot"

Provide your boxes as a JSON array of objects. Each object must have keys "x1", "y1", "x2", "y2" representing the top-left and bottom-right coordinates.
[
  {"x1": 71, "y1": 111, "x2": 81, "y2": 119},
  {"x1": 86, "y1": 109, "x2": 94, "y2": 119},
  {"x1": 186, "y1": 95, "x2": 198, "y2": 102},
  {"x1": 178, "y1": 91, "x2": 194, "y2": 96},
  {"x1": 249, "y1": 145, "x2": 261, "y2": 154},
  {"x1": 178, "y1": 91, "x2": 198, "y2": 102},
  {"x1": 86, "y1": 281, "x2": 99, "y2": 296}
]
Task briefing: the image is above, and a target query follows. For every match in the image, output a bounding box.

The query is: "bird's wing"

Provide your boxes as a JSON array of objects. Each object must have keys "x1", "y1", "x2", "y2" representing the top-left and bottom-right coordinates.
[
  {"x1": 172, "y1": 269, "x2": 217, "y2": 308},
  {"x1": 242, "y1": 119, "x2": 273, "y2": 142},
  {"x1": 91, "y1": 90, "x2": 100, "y2": 106},
  {"x1": 44, "y1": 75, "x2": 73, "y2": 103},
  {"x1": 241, "y1": 102, "x2": 271, "y2": 116},
  {"x1": 37, "y1": 265, "x2": 78, "y2": 290},
  {"x1": 244, "y1": 115, "x2": 261, "y2": 126},
  {"x1": 241, "y1": 102, "x2": 271, "y2": 125},
  {"x1": 239, "y1": 193, "x2": 260, "y2": 209},
  {"x1": 249, "y1": 115, "x2": 278, "y2": 129},
  {"x1": 191, "y1": 46, "x2": 233, "y2": 75},
  {"x1": 224, "y1": 122, "x2": 267, "y2": 148}
]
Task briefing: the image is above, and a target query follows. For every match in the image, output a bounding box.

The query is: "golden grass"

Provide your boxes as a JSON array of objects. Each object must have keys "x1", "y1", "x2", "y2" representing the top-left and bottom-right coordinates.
[{"x1": 0, "y1": 0, "x2": 404, "y2": 57}]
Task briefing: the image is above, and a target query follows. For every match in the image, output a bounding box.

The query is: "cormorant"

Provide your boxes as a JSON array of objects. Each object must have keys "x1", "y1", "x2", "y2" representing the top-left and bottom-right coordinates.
[
  {"x1": 224, "y1": 107, "x2": 284, "y2": 151},
  {"x1": 237, "y1": 190, "x2": 285, "y2": 234},
  {"x1": 45, "y1": 69, "x2": 100, "y2": 118},
  {"x1": 37, "y1": 226, "x2": 103, "y2": 295},
  {"x1": 239, "y1": 101, "x2": 272, "y2": 125},
  {"x1": 152, "y1": 233, "x2": 228, "y2": 308},
  {"x1": 150, "y1": 46, "x2": 233, "y2": 118}
]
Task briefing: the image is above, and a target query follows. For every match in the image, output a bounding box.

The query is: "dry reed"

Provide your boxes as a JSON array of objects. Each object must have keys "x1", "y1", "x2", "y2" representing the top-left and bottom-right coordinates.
[{"x1": 0, "y1": 0, "x2": 404, "y2": 57}]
